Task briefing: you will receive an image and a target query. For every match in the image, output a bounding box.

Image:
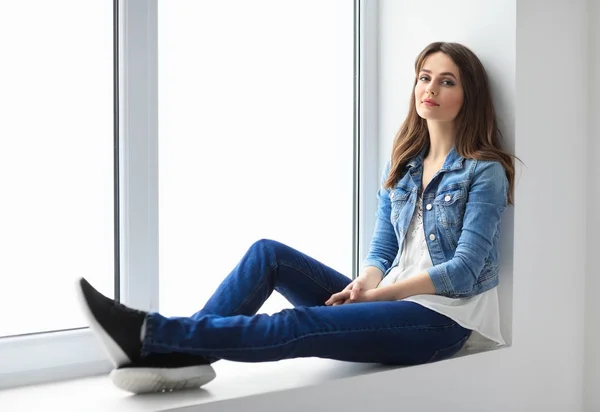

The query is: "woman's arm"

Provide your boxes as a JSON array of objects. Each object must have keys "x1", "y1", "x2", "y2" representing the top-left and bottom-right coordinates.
[
  {"x1": 359, "y1": 266, "x2": 384, "y2": 288},
  {"x1": 427, "y1": 160, "x2": 508, "y2": 297},
  {"x1": 372, "y1": 271, "x2": 435, "y2": 301},
  {"x1": 361, "y1": 160, "x2": 400, "y2": 276}
]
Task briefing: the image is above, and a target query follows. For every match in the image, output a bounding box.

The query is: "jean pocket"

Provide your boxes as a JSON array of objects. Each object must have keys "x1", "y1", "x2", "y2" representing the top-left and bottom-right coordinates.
[{"x1": 425, "y1": 332, "x2": 471, "y2": 364}]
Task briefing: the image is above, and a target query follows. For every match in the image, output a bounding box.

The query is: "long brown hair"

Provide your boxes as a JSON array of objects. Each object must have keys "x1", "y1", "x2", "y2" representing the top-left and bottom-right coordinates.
[{"x1": 384, "y1": 42, "x2": 518, "y2": 205}]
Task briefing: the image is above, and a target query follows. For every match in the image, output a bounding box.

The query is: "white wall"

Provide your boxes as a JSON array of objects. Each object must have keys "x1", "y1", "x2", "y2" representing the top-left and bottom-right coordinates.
[
  {"x1": 511, "y1": 1, "x2": 587, "y2": 409},
  {"x1": 180, "y1": 1, "x2": 591, "y2": 411},
  {"x1": 584, "y1": 0, "x2": 600, "y2": 410}
]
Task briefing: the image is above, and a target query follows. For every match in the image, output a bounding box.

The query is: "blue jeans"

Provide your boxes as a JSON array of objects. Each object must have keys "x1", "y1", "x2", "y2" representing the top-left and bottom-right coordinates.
[{"x1": 142, "y1": 239, "x2": 471, "y2": 365}]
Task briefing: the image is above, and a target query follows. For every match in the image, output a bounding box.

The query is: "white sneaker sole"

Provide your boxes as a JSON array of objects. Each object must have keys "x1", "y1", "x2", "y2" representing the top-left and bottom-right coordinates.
[
  {"x1": 110, "y1": 365, "x2": 216, "y2": 394},
  {"x1": 74, "y1": 277, "x2": 131, "y2": 368}
]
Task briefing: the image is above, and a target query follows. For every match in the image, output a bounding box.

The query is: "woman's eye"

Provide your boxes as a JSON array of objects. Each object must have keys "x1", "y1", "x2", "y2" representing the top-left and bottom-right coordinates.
[{"x1": 419, "y1": 76, "x2": 454, "y2": 86}]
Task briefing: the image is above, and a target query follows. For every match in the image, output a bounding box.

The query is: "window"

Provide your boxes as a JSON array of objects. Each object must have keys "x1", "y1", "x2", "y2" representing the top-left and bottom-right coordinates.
[
  {"x1": 157, "y1": 0, "x2": 355, "y2": 316},
  {"x1": 0, "y1": 0, "x2": 114, "y2": 339},
  {"x1": 0, "y1": 0, "x2": 115, "y2": 389},
  {"x1": 0, "y1": 0, "x2": 370, "y2": 389}
]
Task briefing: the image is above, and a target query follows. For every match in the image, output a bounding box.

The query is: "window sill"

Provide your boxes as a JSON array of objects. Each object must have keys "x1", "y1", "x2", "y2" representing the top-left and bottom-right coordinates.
[
  {"x1": 0, "y1": 346, "x2": 499, "y2": 412},
  {"x1": 0, "y1": 357, "x2": 400, "y2": 412}
]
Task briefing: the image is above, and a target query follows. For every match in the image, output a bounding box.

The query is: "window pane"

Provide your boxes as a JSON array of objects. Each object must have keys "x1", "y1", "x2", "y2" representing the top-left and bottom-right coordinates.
[
  {"x1": 0, "y1": 1, "x2": 114, "y2": 337},
  {"x1": 158, "y1": 0, "x2": 354, "y2": 316}
]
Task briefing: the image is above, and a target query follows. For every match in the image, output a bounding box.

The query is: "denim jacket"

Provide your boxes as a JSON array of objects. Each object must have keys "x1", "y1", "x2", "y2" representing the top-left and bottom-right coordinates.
[{"x1": 363, "y1": 146, "x2": 509, "y2": 298}]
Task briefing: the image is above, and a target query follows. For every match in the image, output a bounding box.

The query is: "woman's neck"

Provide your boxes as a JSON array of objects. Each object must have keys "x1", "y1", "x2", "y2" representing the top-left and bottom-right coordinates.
[{"x1": 426, "y1": 120, "x2": 455, "y2": 162}]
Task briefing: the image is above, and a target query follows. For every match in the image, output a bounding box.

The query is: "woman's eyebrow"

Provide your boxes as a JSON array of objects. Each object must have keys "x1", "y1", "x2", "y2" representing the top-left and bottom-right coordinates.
[{"x1": 420, "y1": 68, "x2": 457, "y2": 80}]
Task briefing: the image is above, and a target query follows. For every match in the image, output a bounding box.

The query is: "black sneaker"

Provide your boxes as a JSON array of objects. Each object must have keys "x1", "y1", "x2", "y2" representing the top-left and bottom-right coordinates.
[
  {"x1": 75, "y1": 277, "x2": 146, "y2": 367},
  {"x1": 75, "y1": 277, "x2": 216, "y2": 394}
]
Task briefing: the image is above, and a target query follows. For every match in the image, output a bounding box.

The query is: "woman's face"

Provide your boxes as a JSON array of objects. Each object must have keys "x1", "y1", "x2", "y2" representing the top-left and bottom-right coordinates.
[{"x1": 414, "y1": 52, "x2": 464, "y2": 123}]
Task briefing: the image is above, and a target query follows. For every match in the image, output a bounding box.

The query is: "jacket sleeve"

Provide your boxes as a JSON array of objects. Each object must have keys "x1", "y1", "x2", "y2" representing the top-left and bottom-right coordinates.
[
  {"x1": 426, "y1": 160, "x2": 508, "y2": 296},
  {"x1": 361, "y1": 160, "x2": 400, "y2": 276}
]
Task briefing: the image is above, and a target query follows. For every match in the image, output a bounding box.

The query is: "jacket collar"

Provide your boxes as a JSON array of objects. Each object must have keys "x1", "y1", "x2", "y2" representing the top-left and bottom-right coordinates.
[{"x1": 407, "y1": 145, "x2": 464, "y2": 172}]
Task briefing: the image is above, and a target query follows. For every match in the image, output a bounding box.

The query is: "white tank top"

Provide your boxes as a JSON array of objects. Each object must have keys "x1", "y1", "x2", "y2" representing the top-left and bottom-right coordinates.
[{"x1": 377, "y1": 192, "x2": 506, "y2": 350}]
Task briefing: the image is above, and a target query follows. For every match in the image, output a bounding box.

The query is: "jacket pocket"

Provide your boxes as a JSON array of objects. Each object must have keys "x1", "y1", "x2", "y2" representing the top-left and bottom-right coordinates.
[
  {"x1": 389, "y1": 186, "x2": 411, "y2": 224},
  {"x1": 434, "y1": 186, "x2": 467, "y2": 228}
]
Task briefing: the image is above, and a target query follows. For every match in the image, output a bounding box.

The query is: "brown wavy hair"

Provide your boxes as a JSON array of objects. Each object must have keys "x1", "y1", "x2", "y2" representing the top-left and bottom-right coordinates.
[{"x1": 383, "y1": 42, "x2": 518, "y2": 205}]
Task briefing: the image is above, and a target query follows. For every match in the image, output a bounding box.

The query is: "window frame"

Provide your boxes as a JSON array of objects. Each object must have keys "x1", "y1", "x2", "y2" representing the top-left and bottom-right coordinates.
[{"x1": 0, "y1": 0, "x2": 379, "y2": 390}]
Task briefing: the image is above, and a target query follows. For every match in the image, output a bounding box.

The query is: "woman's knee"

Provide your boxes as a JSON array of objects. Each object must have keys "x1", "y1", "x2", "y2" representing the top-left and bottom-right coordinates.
[
  {"x1": 248, "y1": 238, "x2": 288, "y2": 263},
  {"x1": 250, "y1": 238, "x2": 290, "y2": 255}
]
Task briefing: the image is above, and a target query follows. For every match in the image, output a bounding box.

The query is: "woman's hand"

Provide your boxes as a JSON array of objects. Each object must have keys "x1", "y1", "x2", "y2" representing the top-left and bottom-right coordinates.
[
  {"x1": 324, "y1": 270, "x2": 382, "y2": 306},
  {"x1": 325, "y1": 287, "x2": 379, "y2": 305}
]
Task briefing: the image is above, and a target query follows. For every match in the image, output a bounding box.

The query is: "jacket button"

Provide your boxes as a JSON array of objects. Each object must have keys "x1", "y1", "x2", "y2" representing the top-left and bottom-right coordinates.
[
  {"x1": 429, "y1": 234, "x2": 436, "y2": 241},
  {"x1": 444, "y1": 195, "x2": 451, "y2": 201},
  {"x1": 426, "y1": 204, "x2": 432, "y2": 210}
]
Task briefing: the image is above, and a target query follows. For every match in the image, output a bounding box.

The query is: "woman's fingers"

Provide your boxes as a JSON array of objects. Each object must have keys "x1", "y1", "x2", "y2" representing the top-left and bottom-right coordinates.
[
  {"x1": 326, "y1": 276, "x2": 374, "y2": 306},
  {"x1": 334, "y1": 290, "x2": 351, "y2": 302},
  {"x1": 326, "y1": 289, "x2": 351, "y2": 305},
  {"x1": 325, "y1": 293, "x2": 337, "y2": 306},
  {"x1": 350, "y1": 281, "x2": 363, "y2": 300}
]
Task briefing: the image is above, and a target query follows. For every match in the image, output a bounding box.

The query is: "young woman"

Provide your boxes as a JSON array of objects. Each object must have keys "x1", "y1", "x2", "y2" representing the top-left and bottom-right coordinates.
[{"x1": 77, "y1": 41, "x2": 516, "y2": 394}]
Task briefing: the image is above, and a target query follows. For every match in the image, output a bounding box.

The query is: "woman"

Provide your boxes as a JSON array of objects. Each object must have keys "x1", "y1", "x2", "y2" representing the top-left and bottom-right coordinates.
[{"x1": 77, "y1": 41, "x2": 517, "y2": 394}]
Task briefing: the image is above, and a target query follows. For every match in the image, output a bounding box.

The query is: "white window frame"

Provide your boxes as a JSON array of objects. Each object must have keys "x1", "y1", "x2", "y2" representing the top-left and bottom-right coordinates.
[
  {"x1": 0, "y1": 0, "x2": 379, "y2": 390},
  {"x1": 356, "y1": 0, "x2": 380, "y2": 269}
]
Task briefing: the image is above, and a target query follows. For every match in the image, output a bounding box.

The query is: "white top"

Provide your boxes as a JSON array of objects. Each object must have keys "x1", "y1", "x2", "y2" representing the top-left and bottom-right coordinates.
[{"x1": 377, "y1": 192, "x2": 506, "y2": 351}]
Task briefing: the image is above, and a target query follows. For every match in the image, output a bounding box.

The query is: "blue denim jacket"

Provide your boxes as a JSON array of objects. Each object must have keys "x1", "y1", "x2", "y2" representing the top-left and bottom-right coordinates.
[{"x1": 363, "y1": 146, "x2": 509, "y2": 298}]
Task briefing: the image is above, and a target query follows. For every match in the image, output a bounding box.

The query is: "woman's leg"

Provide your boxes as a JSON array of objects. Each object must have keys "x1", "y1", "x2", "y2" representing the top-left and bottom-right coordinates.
[
  {"x1": 192, "y1": 238, "x2": 352, "y2": 319},
  {"x1": 76, "y1": 277, "x2": 470, "y2": 393},
  {"x1": 143, "y1": 301, "x2": 471, "y2": 365}
]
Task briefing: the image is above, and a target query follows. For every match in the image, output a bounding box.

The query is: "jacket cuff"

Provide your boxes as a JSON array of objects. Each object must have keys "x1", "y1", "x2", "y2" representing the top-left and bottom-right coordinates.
[{"x1": 426, "y1": 266, "x2": 454, "y2": 295}]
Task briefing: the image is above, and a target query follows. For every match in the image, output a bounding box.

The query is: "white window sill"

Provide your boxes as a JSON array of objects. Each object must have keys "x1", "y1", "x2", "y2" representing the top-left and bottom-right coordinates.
[
  {"x1": 0, "y1": 345, "x2": 499, "y2": 412},
  {"x1": 0, "y1": 357, "x2": 401, "y2": 412}
]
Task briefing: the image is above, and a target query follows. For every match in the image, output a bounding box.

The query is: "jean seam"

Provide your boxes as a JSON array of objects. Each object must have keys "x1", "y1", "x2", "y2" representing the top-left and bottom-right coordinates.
[
  {"x1": 228, "y1": 265, "x2": 273, "y2": 316},
  {"x1": 211, "y1": 255, "x2": 342, "y2": 318},
  {"x1": 146, "y1": 323, "x2": 462, "y2": 353},
  {"x1": 277, "y1": 261, "x2": 341, "y2": 296},
  {"x1": 425, "y1": 331, "x2": 471, "y2": 363}
]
